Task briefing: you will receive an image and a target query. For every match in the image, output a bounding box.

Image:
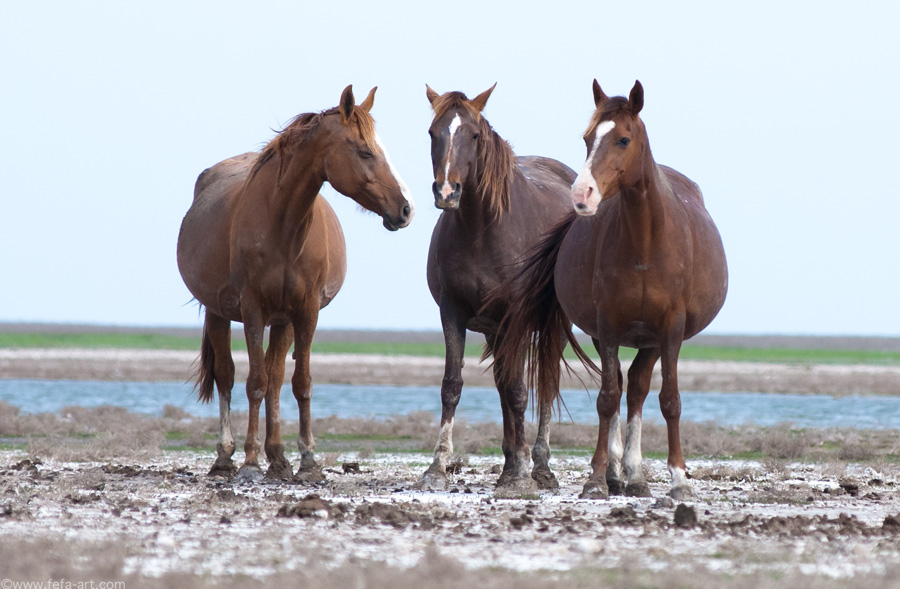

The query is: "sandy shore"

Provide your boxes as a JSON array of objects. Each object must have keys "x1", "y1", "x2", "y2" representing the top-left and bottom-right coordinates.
[{"x1": 1, "y1": 347, "x2": 899, "y2": 395}]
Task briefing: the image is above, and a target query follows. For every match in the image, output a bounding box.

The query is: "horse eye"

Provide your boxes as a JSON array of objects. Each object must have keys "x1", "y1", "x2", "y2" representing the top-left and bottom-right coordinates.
[
  {"x1": 472, "y1": 133, "x2": 480, "y2": 140},
  {"x1": 617, "y1": 137, "x2": 631, "y2": 147},
  {"x1": 359, "y1": 149, "x2": 374, "y2": 159}
]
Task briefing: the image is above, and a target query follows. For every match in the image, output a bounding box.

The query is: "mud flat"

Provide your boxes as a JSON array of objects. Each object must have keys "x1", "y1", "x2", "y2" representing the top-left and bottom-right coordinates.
[{"x1": 2, "y1": 449, "x2": 900, "y2": 587}]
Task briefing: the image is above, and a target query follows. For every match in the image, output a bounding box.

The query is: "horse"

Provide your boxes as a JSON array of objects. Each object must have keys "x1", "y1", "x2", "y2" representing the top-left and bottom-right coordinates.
[
  {"x1": 420, "y1": 84, "x2": 576, "y2": 491},
  {"x1": 493, "y1": 80, "x2": 727, "y2": 500},
  {"x1": 177, "y1": 85, "x2": 414, "y2": 482}
]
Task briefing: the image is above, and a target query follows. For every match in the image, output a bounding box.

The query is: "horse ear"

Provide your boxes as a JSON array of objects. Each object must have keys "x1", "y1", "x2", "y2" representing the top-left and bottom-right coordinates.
[
  {"x1": 426, "y1": 84, "x2": 440, "y2": 106},
  {"x1": 359, "y1": 86, "x2": 377, "y2": 113},
  {"x1": 592, "y1": 79, "x2": 608, "y2": 107},
  {"x1": 339, "y1": 85, "x2": 355, "y2": 122},
  {"x1": 629, "y1": 80, "x2": 644, "y2": 114},
  {"x1": 470, "y1": 82, "x2": 497, "y2": 113}
]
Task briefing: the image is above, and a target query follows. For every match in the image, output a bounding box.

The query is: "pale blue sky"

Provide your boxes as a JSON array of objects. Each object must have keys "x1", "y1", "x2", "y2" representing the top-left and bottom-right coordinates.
[{"x1": 1, "y1": 1, "x2": 898, "y2": 335}]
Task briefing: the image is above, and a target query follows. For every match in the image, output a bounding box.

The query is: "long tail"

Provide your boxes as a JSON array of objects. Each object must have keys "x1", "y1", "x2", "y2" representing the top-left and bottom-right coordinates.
[
  {"x1": 489, "y1": 213, "x2": 598, "y2": 411},
  {"x1": 195, "y1": 317, "x2": 216, "y2": 403}
]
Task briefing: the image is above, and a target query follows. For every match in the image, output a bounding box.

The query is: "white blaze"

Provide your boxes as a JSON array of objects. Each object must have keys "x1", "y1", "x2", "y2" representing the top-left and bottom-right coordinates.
[
  {"x1": 375, "y1": 132, "x2": 415, "y2": 218},
  {"x1": 571, "y1": 120, "x2": 615, "y2": 214},
  {"x1": 441, "y1": 114, "x2": 463, "y2": 198}
]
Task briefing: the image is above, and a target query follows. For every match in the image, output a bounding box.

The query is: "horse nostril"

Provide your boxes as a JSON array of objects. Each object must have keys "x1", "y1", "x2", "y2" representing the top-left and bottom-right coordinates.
[
  {"x1": 575, "y1": 202, "x2": 587, "y2": 211},
  {"x1": 453, "y1": 182, "x2": 462, "y2": 196},
  {"x1": 432, "y1": 182, "x2": 441, "y2": 198},
  {"x1": 402, "y1": 205, "x2": 411, "y2": 220}
]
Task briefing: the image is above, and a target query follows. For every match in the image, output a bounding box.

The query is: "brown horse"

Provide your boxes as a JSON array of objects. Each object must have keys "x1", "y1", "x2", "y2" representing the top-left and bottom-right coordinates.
[
  {"x1": 177, "y1": 85, "x2": 413, "y2": 482},
  {"x1": 494, "y1": 80, "x2": 727, "y2": 500},
  {"x1": 420, "y1": 84, "x2": 575, "y2": 491}
]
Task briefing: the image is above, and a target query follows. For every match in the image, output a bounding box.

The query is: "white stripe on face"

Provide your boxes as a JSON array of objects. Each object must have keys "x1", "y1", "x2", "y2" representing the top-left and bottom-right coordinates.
[
  {"x1": 440, "y1": 114, "x2": 463, "y2": 197},
  {"x1": 571, "y1": 120, "x2": 616, "y2": 215},
  {"x1": 375, "y1": 132, "x2": 415, "y2": 217}
]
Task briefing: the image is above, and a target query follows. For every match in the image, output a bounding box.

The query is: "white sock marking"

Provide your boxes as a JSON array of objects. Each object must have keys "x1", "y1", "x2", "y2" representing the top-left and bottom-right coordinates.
[{"x1": 623, "y1": 415, "x2": 644, "y2": 482}]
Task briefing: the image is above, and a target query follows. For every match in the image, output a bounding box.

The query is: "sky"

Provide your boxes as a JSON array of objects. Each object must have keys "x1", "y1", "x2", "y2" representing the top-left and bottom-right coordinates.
[{"x1": 1, "y1": 1, "x2": 898, "y2": 336}]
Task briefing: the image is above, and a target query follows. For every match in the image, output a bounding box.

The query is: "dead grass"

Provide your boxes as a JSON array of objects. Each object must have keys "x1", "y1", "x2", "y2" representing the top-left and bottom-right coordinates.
[{"x1": 1, "y1": 401, "x2": 899, "y2": 468}]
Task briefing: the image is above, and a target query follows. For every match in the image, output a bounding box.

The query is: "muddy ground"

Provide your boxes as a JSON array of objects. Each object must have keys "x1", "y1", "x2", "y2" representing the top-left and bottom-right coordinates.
[
  {"x1": 2, "y1": 446, "x2": 900, "y2": 588},
  {"x1": 2, "y1": 331, "x2": 900, "y2": 586}
]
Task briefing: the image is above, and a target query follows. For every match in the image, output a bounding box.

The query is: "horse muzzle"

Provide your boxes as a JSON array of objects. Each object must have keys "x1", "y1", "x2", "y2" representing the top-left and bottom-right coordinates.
[
  {"x1": 432, "y1": 181, "x2": 461, "y2": 210},
  {"x1": 382, "y1": 202, "x2": 414, "y2": 231}
]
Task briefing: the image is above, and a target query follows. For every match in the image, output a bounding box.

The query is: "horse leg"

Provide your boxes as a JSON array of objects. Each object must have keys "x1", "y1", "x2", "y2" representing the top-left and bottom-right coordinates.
[
  {"x1": 235, "y1": 301, "x2": 267, "y2": 483},
  {"x1": 418, "y1": 303, "x2": 466, "y2": 490},
  {"x1": 490, "y1": 334, "x2": 536, "y2": 491},
  {"x1": 292, "y1": 305, "x2": 324, "y2": 484},
  {"x1": 659, "y1": 316, "x2": 692, "y2": 500},
  {"x1": 206, "y1": 312, "x2": 237, "y2": 478},
  {"x1": 532, "y1": 393, "x2": 559, "y2": 490},
  {"x1": 263, "y1": 323, "x2": 294, "y2": 480},
  {"x1": 580, "y1": 338, "x2": 621, "y2": 500},
  {"x1": 622, "y1": 347, "x2": 661, "y2": 497}
]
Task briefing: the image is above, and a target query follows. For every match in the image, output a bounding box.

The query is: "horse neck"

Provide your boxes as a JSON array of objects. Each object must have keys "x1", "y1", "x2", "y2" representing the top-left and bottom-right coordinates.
[
  {"x1": 617, "y1": 145, "x2": 671, "y2": 259},
  {"x1": 245, "y1": 147, "x2": 325, "y2": 244}
]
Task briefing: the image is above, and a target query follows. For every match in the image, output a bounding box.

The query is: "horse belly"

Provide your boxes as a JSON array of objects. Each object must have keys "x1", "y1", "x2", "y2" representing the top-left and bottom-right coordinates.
[{"x1": 177, "y1": 159, "x2": 252, "y2": 320}]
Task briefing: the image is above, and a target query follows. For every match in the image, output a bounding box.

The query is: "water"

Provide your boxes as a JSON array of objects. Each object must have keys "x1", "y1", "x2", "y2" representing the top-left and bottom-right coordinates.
[{"x1": 0, "y1": 379, "x2": 899, "y2": 429}]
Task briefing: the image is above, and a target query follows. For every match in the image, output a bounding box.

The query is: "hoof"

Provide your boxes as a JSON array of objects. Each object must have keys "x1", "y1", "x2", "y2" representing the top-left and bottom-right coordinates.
[
  {"x1": 532, "y1": 468, "x2": 559, "y2": 490},
  {"x1": 416, "y1": 469, "x2": 449, "y2": 491},
  {"x1": 496, "y1": 473, "x2": 537, "y2": 493},
  {"x1": 669, "y1": 485, "x2": 695, "y2": 501},
  {"x1": 294, "y1": 466, "x2": 325, "y2": 485},
  {"x1": 579, "y1": 480, "x2": 609, "y2": 500},
  {"x1": 625, "y1": 482, "x2": 653, "y2": 498},
  {"x1": 234, "y1": 465, "x2": 264, "y2": 484},
  {"x1": 606, "y1": 479, "x2": 626, "y2": 496},
  {"x1": 265, "y1": 458, "x2": 294, "y2": 481},
  {"x1": 208, "y1": 460, "x2": 237, "y2": 479}
]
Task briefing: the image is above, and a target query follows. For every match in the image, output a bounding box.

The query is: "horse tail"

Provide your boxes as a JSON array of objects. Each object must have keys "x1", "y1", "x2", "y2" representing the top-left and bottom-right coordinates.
[
  {"x1": 491, "y1": 213, "x2": 599, "y2": 411},
  {"x1": 195, "y1": 318, "x2": 216, "y2": 404}
]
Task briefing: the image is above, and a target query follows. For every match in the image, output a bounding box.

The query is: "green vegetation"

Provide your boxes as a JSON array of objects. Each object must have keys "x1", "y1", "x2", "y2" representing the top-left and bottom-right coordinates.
[{"x1": 2, "y1": 330, "x2": 900, "y2": 366}]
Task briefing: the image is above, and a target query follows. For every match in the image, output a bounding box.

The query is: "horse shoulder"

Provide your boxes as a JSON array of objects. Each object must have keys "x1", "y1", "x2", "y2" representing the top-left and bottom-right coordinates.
[{"x1": 309, "y1": 196, "x2": 347, "y2": 308}]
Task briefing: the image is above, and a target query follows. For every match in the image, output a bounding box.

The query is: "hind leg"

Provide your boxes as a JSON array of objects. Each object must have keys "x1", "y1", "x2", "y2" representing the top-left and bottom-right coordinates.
[
  {"x1": 206, "y1": 312, "x2": 237, "y2": 478},
  {"x1": 263, "y1": 323, "x2": 294, "y2": 480},
  {"x1": 490, "y1": 334, "x2": 536, "y2": 491},
  {"x1": 292, "y1": 305, "x2": 324, "y2": 483},
  {"x1": 532, "y1": 393, "x2": 559, "y2": 489},
  {"x1": 418, "y1": 302, "x2": 466, "y2": 490},
  {"x1": 621, "y1": 348, "x2": 661, "y2": 497},
  {"x1": 658, "y1": 316, "x2": 692, "y2": 500}
]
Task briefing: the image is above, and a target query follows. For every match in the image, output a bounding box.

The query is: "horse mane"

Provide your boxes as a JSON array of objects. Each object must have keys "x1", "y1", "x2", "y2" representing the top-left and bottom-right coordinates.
[
  {"x1": 250, "y1": 106, "x2": 378, "y2": 182},
  {"x1": 431, "y1": 92, "x2": 515, "y2": 216}
]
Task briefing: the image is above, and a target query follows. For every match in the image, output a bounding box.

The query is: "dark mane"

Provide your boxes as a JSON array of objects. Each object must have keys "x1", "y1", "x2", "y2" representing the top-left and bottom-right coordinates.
[
  {"x1": 250, "y1": 106, "x2": 377, "y2": 181},
  {"x1": 584, "y1": 96, "x2": 634, "y2": 140},
  {"x1": 431, "y1": 92, "x2": 515, "y2": 216}
]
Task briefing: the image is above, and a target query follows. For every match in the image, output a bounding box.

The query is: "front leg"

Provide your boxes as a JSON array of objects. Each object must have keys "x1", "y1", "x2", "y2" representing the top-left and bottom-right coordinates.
[
  {"x1": 489, "y1": 334, "x2": 536, "y2": 491},
  {"x1": 418, "y1": 300, "x2": 466, "y2": 490},
  {"x1": 263, "y1": 323, "x2": 294, "y2": 480},
  {"x1": 292, "y1": 306, "x2": 324, "y2": 484},
  {"x1": 621, "y1": 347, "x2": 660, "y2": 497},
  {"x1": 659, "y1": 316, "x2": 692, "y2": 500},
  {"x1": 580, "y1": 339, "x2": 621, "y2": 500},
  {"x1": 235, "y1": 300, "x2": 267, "y2": 483}
]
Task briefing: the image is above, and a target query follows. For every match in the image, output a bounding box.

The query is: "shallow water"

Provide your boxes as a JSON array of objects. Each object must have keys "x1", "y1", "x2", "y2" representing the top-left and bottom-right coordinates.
[{"x1": 1, "y1": 379, "x2": 899, "y2": 429}]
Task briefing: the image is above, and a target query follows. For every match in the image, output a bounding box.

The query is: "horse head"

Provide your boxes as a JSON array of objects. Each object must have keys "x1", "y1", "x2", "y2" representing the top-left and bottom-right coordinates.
[
  {"x1": 319, "y1": 85, "x2": 414, "y2": 231},
  {"x1": 425, "y1": 83, "x2": 497, "y2": 210},
  {"x1": 571, "y1": 80, "x2": 647, "y2": 216}
]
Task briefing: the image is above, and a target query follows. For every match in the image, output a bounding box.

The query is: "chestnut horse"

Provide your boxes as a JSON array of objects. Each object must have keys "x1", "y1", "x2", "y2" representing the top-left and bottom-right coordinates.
[
  {"x1": 420, "y1": 84, "x2": 575, "y2": 491},
  {"x1": 177, "y1": 86, "x2": 413, "y2": 482},
  {"x1": 494, "y1": 80, "x2": 727, "y2": 499}
]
